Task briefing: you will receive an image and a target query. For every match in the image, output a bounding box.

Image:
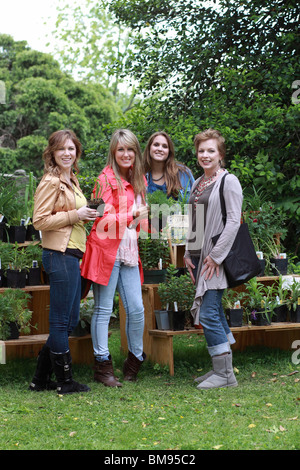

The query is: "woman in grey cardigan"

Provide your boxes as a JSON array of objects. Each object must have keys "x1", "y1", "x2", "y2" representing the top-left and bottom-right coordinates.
[{"x1": 185, "y1": 129, "x2": 243, "y2": 390}]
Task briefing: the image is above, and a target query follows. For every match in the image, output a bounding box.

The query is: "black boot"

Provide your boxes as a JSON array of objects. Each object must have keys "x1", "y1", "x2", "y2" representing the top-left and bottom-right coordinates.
[
  {"x1": 29, "y1": 345, "x2": 57, "y2": 391},
  {"x1": 123, "y1": 351, "x2": 146, "y2": 382},
  {"x1": 50, "y1": 350, "x2": 90, "y2": 395}
]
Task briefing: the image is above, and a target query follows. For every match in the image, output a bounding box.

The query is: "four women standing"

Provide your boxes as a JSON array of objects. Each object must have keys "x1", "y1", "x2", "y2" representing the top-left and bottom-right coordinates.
[{"x1": 29, "y1": 126, "x2": 242, "y2": 392}]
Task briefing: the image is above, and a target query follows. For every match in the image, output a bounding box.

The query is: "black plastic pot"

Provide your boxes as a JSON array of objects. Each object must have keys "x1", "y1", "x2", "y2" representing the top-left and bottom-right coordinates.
[
  {"x1": 143, "y1": 269, "x2": 166, "y2": 284},
  {"x1": 257, "y1": 259, "x2": 266, "y2": 277},
  {"x1": 273, "y1": 304, "x2": 288, "y2": 322},
  {"x1": 290, "y1": 305, "x2": 300, "y2": 323},
  {"x1": 270, "y1": 258, "x2": 288, "y2": 275},
  {"x1": 88, "y1": 199, "x2": 105, "y2": 216},
  {"x1": 250, "y1": 308, "x2": 271, "y2": 325},
  {"x1": 27, "y1": 267, "x2": 41, "y2": 286},
  {"x1": 226, "y1": 308, "x2": 243, "y2": 327},
  {"x1": 168, "y1": 310, "x2": 186, "y2": 331},
  {"x1": 7, "y1": 321, "x2": 20, "y2": 340},
  {"x1": 26, "y1": 224, "x2": 40, "y2": 241},
  {"x1": 5, "y1": 226, "x2": 26, "y2": 243},
  {"x1": 6, "y1": 269, "x2": 27, "y2": 288}
]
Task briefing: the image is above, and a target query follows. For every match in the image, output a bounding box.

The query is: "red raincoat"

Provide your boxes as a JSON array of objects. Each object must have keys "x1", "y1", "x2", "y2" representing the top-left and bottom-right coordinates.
[{"x1": 80, "y1": 166, "x2": 146, "y2": 286}]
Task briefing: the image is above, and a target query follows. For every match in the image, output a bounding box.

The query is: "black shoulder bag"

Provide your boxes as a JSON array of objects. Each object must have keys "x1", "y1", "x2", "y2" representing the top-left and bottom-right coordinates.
[{"x1": 211, "y1": 174, "x2": 261, "y2": 288}]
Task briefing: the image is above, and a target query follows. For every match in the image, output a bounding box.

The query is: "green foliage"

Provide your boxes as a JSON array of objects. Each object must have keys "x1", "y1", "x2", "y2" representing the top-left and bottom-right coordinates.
[
  {"x1": 138, "y1": 232, "x2": 170, "y2": 270},
  {"x1": 158, "y1": 264, "x2": 195, "y2": 311},
  {"x1": 0, "y1": 34, "x2": 119, "y2": 176},
  {"x1": 0, "y1": 288, "x2": 32, "y2": 340}
]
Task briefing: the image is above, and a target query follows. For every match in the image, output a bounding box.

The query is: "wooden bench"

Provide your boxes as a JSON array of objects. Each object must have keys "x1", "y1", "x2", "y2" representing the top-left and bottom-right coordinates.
[
  {"x1": 148, "y1": 323, "x2": 300, "y2": 376},
  {"x1": 2, "y1": 334, "x2": 96, "y2": 364},
  {"x1": 119, "y1": 281, "x2": 300, "y2": 376}
]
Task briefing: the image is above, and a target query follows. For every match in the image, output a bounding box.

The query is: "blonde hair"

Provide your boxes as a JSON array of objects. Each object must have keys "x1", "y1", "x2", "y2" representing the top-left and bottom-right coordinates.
[
  {"x1": 194, "y1": 128, "x2": 226, "y2": 166},
  {"x1": 143, "y1": 131, "x2": 190, "y2": 198},
  {"x1": 107, "y1": 129, "x2": 146, "y2": 197},
  {"x1": 43, "y1": 129, "x2": 82, "y2": 175}
]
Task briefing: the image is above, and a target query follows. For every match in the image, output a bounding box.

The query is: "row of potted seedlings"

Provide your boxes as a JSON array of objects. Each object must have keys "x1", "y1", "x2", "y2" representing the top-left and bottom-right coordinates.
[
  {"x1": 0, "y1": 241, "x2": 44, "y2": 288},
  {"x1": 223, "y1": 276, "x2": 300, "y2": 327}
]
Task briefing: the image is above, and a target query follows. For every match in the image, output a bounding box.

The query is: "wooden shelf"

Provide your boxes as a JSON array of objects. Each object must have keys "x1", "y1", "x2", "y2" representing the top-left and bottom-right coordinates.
[
  {"x1": 3, "y1": 334, "x2": 94, "y2": 364},
  {"x1": 0, "y1": 285, "x2": 50, "y2": 293},
  {"x1": 148, "y1": 323, "x2": 300, "y2": 375}
]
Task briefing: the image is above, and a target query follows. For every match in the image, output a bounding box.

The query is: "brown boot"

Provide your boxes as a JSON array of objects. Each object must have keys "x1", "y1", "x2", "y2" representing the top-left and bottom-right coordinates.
[
  {"x1": 93, "y1": 356, "x2": 122, "y2": 387},
  {"x1": 123, "y1": 351, "x2": 146, "y2": 382}
]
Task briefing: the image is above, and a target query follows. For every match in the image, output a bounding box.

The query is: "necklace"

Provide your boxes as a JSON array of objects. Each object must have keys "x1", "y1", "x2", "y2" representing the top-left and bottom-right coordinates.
[
  {"x1": 152, "y1": 174, "x2": 164, "y2": 182},
  {"x1": 193, "y1": 168, "x2": 223, "y2": 207}
]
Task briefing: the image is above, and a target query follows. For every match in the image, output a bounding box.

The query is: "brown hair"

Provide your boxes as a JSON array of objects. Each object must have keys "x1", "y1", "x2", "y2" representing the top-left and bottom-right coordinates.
[
  {"x1": 43, "y1": 129, "x2": 82, "y2": 175},
  {"x1": 107, "y1": 129, "x2": 146, "y2": 198},
  {"x1": 194, "y1": 128, "x2": 226, "y2": 166},
  {"x1": 143, "y1": 131, "x2": 190, "y2": 198}
]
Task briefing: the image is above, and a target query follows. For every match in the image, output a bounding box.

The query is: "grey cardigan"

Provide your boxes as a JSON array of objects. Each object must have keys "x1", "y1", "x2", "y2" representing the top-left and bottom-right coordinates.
[{"x1": 185, "y1": 170, "x2": 243, "y2": 324}]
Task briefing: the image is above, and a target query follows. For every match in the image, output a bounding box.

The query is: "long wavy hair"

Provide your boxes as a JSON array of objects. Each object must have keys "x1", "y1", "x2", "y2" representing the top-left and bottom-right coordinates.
[
  {"x1": 107, "y1": 129, "x2": 146, "y2": 198},
  {"x1": 43, "y1": 129, "x2": 82, "y2": 176},
  {"x1": 143, "y1": 131, "x2": 190, "y2": 198}
]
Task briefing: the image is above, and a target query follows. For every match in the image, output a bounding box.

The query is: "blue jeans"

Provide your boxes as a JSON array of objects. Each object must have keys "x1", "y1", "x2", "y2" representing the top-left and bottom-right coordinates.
[
  {"x1": 92, "y1": 261, "x2": 144, "y2": 361},
  {"x1": 191, "y1": 256, "x2": 235, "y2": 356},
  {"x1": 42, "y1": 249, "x2": 81, "y2": 353},
  {"x1": 199, "y1": 289, "x2": 235, "y2": 356}
]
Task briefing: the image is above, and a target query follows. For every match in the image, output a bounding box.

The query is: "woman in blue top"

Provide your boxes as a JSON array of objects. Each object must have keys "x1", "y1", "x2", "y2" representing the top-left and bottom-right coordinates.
[{"x1": 143, "y1": 131, "x2": 194, "y2": 201}]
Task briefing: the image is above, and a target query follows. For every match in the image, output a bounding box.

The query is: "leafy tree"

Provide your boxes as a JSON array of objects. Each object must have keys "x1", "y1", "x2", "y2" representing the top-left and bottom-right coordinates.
[
  {"x1": 52, "y1": 0, "x2": 137, "y2": 111},
  {"x1": 0, "y1": 34, "x2": 120, "y2": 175},
  {"x1": 107, "y1": 0, "x2": 299, "y2": 257}
]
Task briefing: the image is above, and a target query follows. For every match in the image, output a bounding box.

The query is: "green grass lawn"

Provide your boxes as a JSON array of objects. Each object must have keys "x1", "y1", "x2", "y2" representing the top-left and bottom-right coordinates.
[{"x1": 0, "y1": 329, "x2": 299, "y2": 451}]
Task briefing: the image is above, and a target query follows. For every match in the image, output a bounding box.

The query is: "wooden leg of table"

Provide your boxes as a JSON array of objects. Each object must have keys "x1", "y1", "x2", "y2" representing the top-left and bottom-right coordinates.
[{"x1": 149, "y1": 335, "x2": 174, "y2": 376}]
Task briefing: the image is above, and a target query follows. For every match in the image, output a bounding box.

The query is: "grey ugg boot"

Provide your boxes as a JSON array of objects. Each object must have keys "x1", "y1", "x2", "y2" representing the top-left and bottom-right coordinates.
[
  {"x1": 196, "y1": 351, "x2": 237, "y2": 390},
  {"x1": 194, "y1": 370, "x2": 214, "y2": 384}
]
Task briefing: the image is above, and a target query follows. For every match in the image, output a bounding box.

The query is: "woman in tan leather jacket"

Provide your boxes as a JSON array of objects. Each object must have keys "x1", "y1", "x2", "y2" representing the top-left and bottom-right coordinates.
[{"x1": 29, "y1": 129, "x2": 98, "y2": 395}]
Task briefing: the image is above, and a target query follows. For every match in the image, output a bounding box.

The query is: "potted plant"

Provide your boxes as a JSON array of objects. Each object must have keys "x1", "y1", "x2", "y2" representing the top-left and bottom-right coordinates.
[
  {"x1": 4, "y1": 242, "x2": 28, "y2": 288},
  {"x1": 138, "y1": 230, "x2": 170, "y2": 284},
  {"x1": 255, "y1": 251, "x2": 266, "y2": 277},
  {"x1": 25, "y1": 241, "x2": 43, "y2": 285},
  {"x1": 243, "y1": 278, "x2": 273, "y2": 325},
  {"x1": 0, "y1": 288, "x2": 33, "y2": 340},
  {"x1": 146, "y1": 190, "x2": 177, "y2": 233},
  {"x1": 265, "y1": 238, "x2": 288, "y2": 276},
  {"x1": 157, "y1": 265, "x2": 195, "y2": 330},
  {"x1": 269, "y1": 275, "x2": 289, "y2": 322},
  {"x1": 243, "y1": 190, "x2": 288, "y2": 275},
  {"x1": 24, "y1": 172, "x2": 40, "y2": 241},
  {"x1": 222, "y1": 289, "x2": 244, "y2": 327},
  {"x1": 286, "y1": 279, "x2": 300, "y2": 323},
  {"x1": 87, "y1": 177, "x2": 108, "y2": 217},
  {"x1": 71, "y1": 298, "x2": 94, "y2": 336}
]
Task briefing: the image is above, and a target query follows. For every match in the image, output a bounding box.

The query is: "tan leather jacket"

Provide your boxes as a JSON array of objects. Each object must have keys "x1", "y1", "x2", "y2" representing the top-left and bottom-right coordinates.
[{"x1": 33, "y1": 172, "x2": 81, "y2": 252}]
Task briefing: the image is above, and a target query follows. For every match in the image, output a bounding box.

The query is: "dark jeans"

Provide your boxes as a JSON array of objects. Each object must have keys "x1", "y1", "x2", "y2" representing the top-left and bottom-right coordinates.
[{"x1": 42, "y1": 249, "x2": 81, "y2": 353}]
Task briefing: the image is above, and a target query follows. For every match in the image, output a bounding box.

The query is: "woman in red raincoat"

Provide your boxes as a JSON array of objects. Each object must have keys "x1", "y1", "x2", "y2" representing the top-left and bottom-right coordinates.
[{"x1": 81, "y1": 129, "x2": 149, "y2": 386}]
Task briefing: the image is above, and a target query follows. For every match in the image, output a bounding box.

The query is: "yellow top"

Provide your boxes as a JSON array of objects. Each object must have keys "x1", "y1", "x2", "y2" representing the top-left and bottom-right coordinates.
[{"x1": 67, "y1": 185, "x2": 87, "y2": 252}]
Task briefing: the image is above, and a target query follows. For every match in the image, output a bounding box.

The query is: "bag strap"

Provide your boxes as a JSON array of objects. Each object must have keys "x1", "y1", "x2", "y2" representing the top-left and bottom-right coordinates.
[
  {"x1": 218, "y1": 173, "x2": 227, "y2": 226},
  {"x1": 219, "y1": 173, "x2": 244, "y2": 226}
]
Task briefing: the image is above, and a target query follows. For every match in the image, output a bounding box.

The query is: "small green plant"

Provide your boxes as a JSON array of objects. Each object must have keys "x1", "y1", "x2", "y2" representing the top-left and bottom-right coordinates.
[
  {"x1": 0, "y1": 288, "x2": 33, "y2": 340},
  {"x1": 4, "y1": 243, "x2": 28, "y2": 272},
  {"x1": 138, "y1": 231, "x2": 170, "y2": 270},
  {"x1": 243, "y1": 277, "x2": 273, "y2": 323},
  {"x1": 158, "y1": 264, "x2": 195, "y2": 312},
  {"x1": 286, "y1": 279, "x2": 300, "y2": 313}
]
